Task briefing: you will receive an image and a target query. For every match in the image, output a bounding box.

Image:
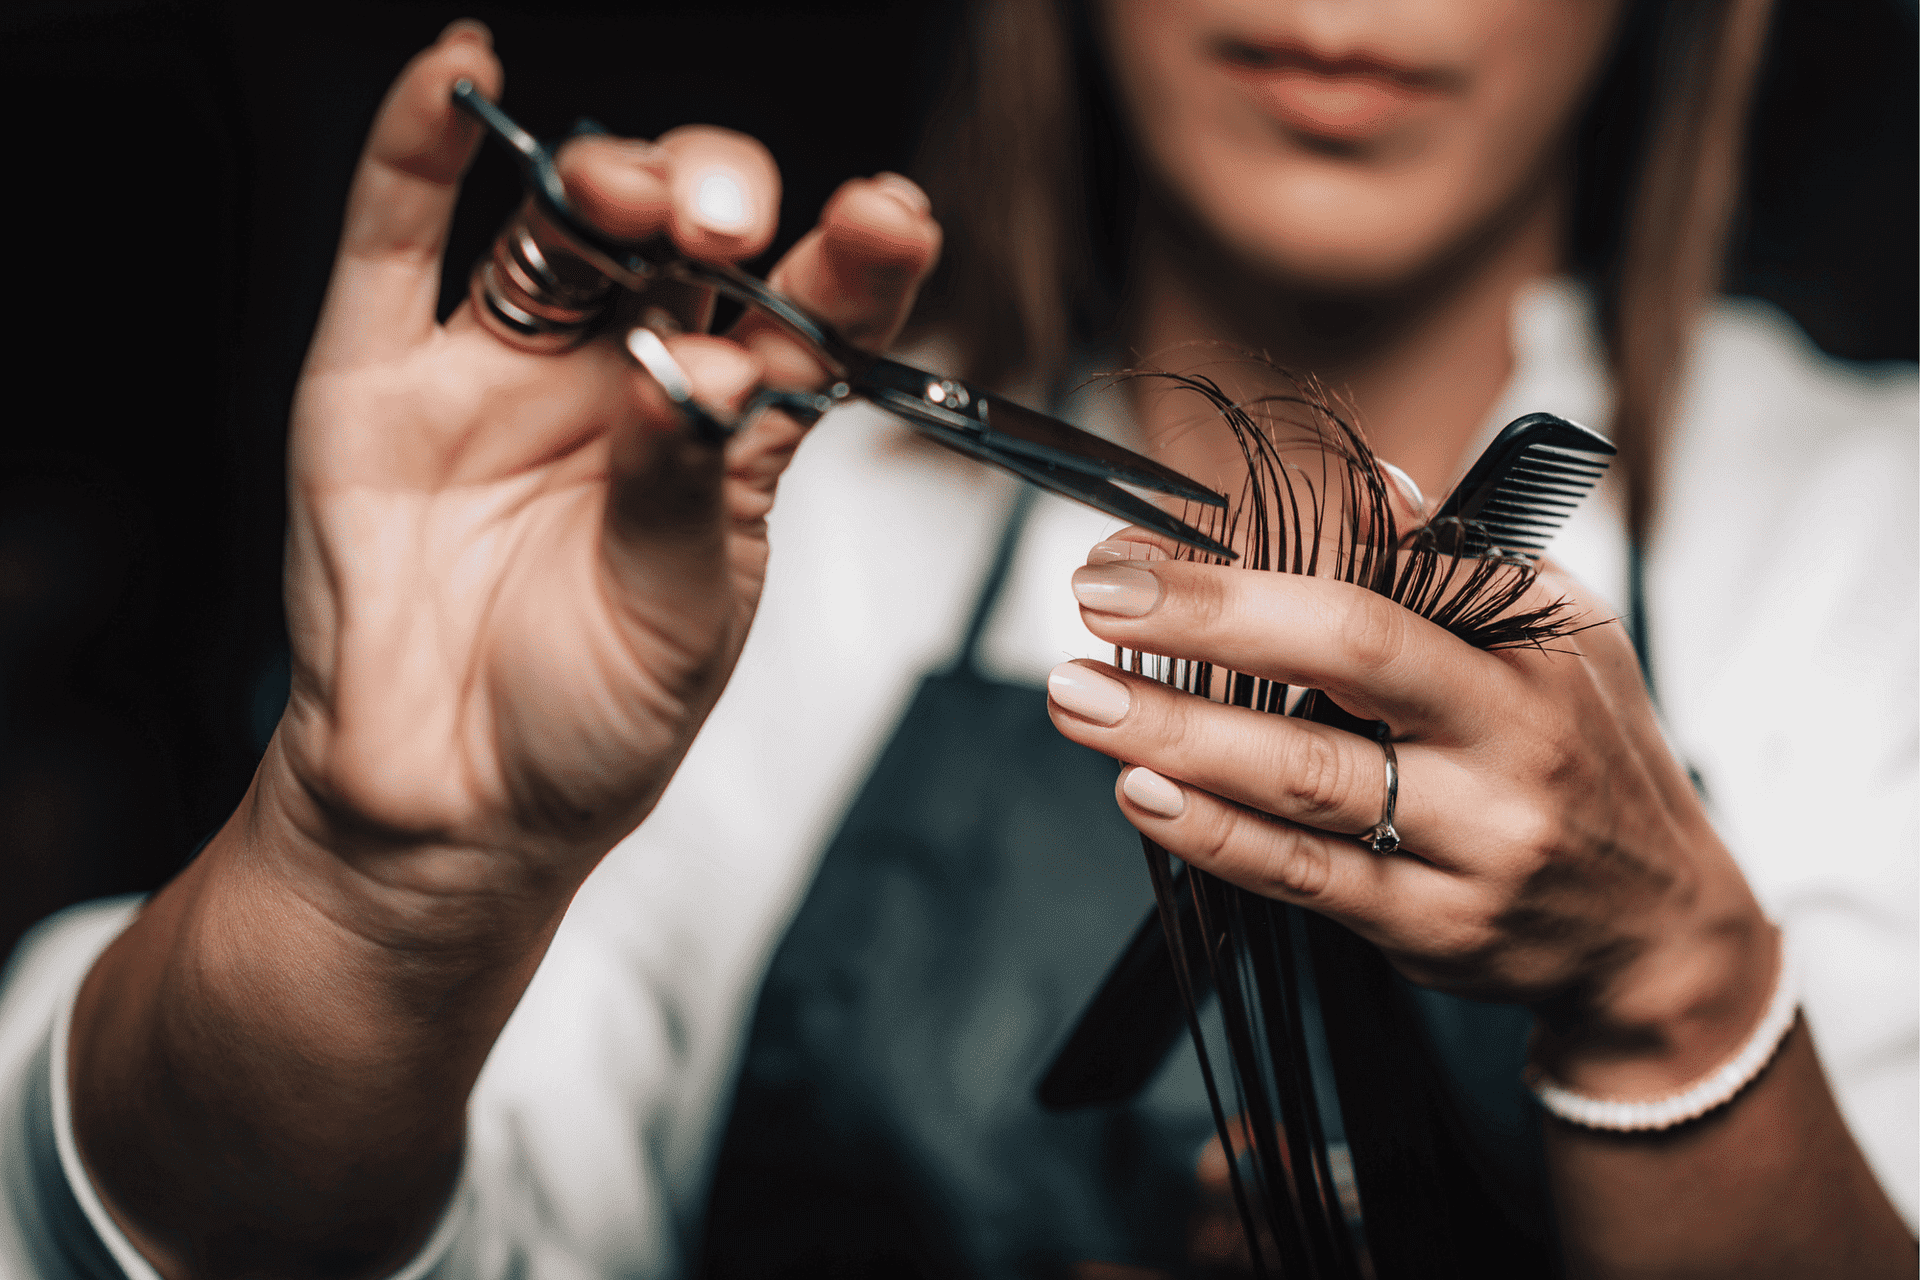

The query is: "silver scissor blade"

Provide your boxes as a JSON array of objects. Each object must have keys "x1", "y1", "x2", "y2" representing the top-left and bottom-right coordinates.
[
  {"x1": 899, "y1": 418, "x2": 1237, "y2": 559},
  {"x1": 852, "y1": 359, "x2": 1226, "y2": 508},
  {"x1": 975, "y1": 393, "x2": 1228, "y2": 508},
  {"x1": 447, "y1": 86, "x2": 1236, "y2": 535}
]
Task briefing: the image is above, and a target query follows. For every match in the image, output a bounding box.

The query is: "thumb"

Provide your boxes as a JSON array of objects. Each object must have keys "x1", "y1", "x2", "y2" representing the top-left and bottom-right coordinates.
[
  {"x1": 310, "y1": 21, "x2": 502, "y2": 370},
  {"x1": 1378, "y1": 459, "x2": 1430, "y2": 529}
]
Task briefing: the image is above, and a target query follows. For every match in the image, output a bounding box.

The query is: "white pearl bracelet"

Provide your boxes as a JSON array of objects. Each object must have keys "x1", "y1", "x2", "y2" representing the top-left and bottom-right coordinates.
[{"x1": 1525, "y1": 943, "x2": 1798, "y2": 1132}]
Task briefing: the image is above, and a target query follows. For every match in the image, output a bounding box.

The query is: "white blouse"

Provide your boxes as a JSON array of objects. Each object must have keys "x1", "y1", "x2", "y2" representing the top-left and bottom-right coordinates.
[{"x1": 1, "y1": 281, "x2": 1912, "y2": 1277}]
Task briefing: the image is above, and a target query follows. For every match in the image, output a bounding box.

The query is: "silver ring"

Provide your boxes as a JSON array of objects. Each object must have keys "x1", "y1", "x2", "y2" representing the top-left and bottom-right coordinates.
[
  {"x1": 470, "y1": 199, "x2": 616, "y2": 353},
  {"x1": 1361, "y1": 723, "x2": 1401, "y2": 854}
]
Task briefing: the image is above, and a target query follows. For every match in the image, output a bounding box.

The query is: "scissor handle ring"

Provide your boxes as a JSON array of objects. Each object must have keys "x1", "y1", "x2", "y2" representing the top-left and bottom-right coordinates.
[{"x1": 451, "y1": 81, "x2": 870, "y2": 375}]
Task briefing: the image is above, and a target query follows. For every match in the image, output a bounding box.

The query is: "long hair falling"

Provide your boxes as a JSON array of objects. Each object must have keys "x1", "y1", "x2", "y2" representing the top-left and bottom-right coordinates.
[{"x1": 1101, "y1": 366, "x2": 1588, "y2": 1279}]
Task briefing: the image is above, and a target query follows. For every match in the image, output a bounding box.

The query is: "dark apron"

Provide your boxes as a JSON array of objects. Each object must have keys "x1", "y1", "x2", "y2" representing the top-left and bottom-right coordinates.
[{"x1": 699, "y1": 492, "x2": 1549, "y2": 1278}]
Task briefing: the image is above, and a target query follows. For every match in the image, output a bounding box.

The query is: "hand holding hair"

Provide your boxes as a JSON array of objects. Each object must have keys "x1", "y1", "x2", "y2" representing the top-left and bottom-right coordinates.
[
  {"x1": 1048, "y1": 399, "x2": 1910, "y2": 1273},
  {"x1": 1052, "y1": 543, "x2": 1775, "y2": 1097}
]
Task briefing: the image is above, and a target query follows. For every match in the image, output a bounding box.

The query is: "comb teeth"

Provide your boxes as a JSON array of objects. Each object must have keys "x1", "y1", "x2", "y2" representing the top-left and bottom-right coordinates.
[
  {"x1": 1429, "y1": 414, "x2": 1616, "y2": 559},
  {"x1": 1467, "y1": 443, "x2": 1608, "y2": 554}
]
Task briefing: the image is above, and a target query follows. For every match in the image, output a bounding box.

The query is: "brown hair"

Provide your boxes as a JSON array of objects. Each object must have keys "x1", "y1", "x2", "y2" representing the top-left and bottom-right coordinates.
[{"x1": 907, "y1": 0, "x2": 1776, "y2": 543}]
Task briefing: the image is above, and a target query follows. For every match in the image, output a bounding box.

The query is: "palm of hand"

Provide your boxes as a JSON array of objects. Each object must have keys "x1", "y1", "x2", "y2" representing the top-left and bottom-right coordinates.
[
  {"x1": 274, "y1": 322, "x2": 780, "y2": 890},
  {"x1": 219, "y1": 29, "x2": 932, "y2": 932}
]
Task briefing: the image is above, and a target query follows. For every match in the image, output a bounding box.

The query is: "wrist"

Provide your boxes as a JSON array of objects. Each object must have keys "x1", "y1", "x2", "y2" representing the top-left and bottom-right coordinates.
[
  {"x1": 1527, "y1": 928, "x2": 1796, "y2": 1130},
  {"x1": 248, "y1": 730, "x2": 584, "y2": 959},
  {"x1": 71, "y1": 757, "x2": 568, "y2": 1200},
  {"x1": 1530, "y1": 886, "x2": 1778, "y2": 1101},
  {"x1": 71, "y1": 808, "x2": 492, "y2": 1279}
]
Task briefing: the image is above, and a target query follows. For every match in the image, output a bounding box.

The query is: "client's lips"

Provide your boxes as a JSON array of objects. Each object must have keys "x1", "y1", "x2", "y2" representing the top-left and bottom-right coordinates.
[{"x1": 1215, "y1": 41, "x2": 1452, "y2": 142}]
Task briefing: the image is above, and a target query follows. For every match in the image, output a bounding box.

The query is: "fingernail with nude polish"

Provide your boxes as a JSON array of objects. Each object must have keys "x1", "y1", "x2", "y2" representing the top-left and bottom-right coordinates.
[
  {"x1": 1048, "y1": 663, "x2": 1130, "y2": 726},
  {"x1": 1072, "y1": 564, "x2": 1161, "y2": 616},
  {"x1": 1380, "y1": 460, "x2": 1426, "y2": 514},
  {"x1": 692, "y1": 169, "x2": 754, "y2": 234},
  {"x1": 1087, "y1": 539, "x2": 1163, "y2": 565},
  {"x1": 1123, "y1": 767, "x2": 1186, "y2": 818},
  {"x1": 608, "y1": 138, "x2": 661, "y2": 164},
  {"x1": 440, "y1": 18, "x2": 492, "y2": 46},
  {"x1": 872, "y1": 172, "x2": 931, "y2": 217}
]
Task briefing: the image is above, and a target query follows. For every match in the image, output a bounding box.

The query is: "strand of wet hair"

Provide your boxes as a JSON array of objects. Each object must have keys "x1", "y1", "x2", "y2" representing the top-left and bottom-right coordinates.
[{"x1": 1095, "y1": 361, "x2": 1587, "y2": 1276}]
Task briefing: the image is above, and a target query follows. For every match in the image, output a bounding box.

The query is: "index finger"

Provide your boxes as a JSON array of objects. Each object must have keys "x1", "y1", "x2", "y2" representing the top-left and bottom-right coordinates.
[
  {"x1": 722, "y1": 174, "x2": 940, "y2": 393},
  {"x1": 656, "y1": 126, "x2": 781, "y2": 262},
  {"x1": 553, "y1": 127, "x2": 783, "y2": 262},
  {"x1": 1070, "y1": 559, "x2": 1510, "y2": 735}
]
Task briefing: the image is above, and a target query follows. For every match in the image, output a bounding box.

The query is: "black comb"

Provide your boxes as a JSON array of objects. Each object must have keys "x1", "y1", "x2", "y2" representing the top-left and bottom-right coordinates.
[
  {"x1": 1427, "y1": 412, "x2": 1616, "y2": 558},
  {"x1": 1036, "y1": 412, "x2": 1617, "y2": 1113}
]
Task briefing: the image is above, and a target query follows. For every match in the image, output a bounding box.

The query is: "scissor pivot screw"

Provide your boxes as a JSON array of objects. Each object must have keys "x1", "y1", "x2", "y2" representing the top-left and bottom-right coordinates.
[{"x1": 926, "y1": 379, "x2": 970, "y2": 409}]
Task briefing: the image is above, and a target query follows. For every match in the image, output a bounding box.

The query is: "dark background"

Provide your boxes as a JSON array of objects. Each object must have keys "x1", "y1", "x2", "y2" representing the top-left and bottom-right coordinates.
[{"x1": 0, "y1": 0, "x2": 1913, "y2": 962}]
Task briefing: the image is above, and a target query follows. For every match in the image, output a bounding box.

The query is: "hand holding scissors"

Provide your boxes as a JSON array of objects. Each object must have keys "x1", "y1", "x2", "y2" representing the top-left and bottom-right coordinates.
[
  {"x1": 74, "y1": 24, "x2": 972, "y2": 1275},
  {"x1": 449, "y1": 80, "x2": 1232, "y2": 558}
]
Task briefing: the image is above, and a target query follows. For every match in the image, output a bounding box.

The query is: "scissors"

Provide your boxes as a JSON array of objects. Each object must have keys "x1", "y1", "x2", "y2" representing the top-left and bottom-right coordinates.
[{"x1": 450, "y1": 81, "x2": 1233, "y2": 560}]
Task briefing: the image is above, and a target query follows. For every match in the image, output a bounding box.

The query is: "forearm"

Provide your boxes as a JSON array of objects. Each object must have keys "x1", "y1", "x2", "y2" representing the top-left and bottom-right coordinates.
[
  {"x1": 1547, "y1": 1026, "x2": 1914, "y2": 1278},
  {"x1": 1535, "y1": 890, "x2": 1915, "y2": 1278},
  {"x1": 67, "y1": 761, "x2": 570, "y2": 1280}
]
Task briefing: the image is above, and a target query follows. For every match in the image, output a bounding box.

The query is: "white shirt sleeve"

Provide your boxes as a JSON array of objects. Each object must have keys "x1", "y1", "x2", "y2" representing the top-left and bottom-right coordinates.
[{"x1": 0, "y1": 897, "x2": 473, "y2": 1280}]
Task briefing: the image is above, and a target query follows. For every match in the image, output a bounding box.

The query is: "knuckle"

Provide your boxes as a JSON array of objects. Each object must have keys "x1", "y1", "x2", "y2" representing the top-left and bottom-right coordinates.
[
  {"x1": 1519, "y1": 720, "x2": 1584, "y2": 788},
  {"x1": 1440, "y1": 911, "x2": 1502, "y2": 962},
  {"x1": 1335, "y1": 590, "x2": 1410, "y2": 675},
  {"x1": 1401, "y1": 895, "x2": 1504, "y2": 975},
  {"x1": 1470, "y1": 796, "x2": 1560, "y2": 889},
  {"x1": 1254, "y1": 822, "x2": 1332, "y2": 899},
  {"x1": 1506, "y1": 805, "x2": 1563, "y2": 867},
  {"x1": 1175, "y1": 798, "x2": 1332, "y2": 903},
  {"x1": 1180, "y1": 567, "x2": 1234, "y2": 637},
  {"x1": 1269, "y1": 730, "x2": 1352, "y2": 825},
  {"x1": 1152, "y1": 690, "x2": 1201, "y2": 755},
  {"x1": 1182, "y1": 800, "x2": 1240, "y2": 872},
  {"x1": 832, "y1": 180, "x2": 939, "y2": 251}
]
